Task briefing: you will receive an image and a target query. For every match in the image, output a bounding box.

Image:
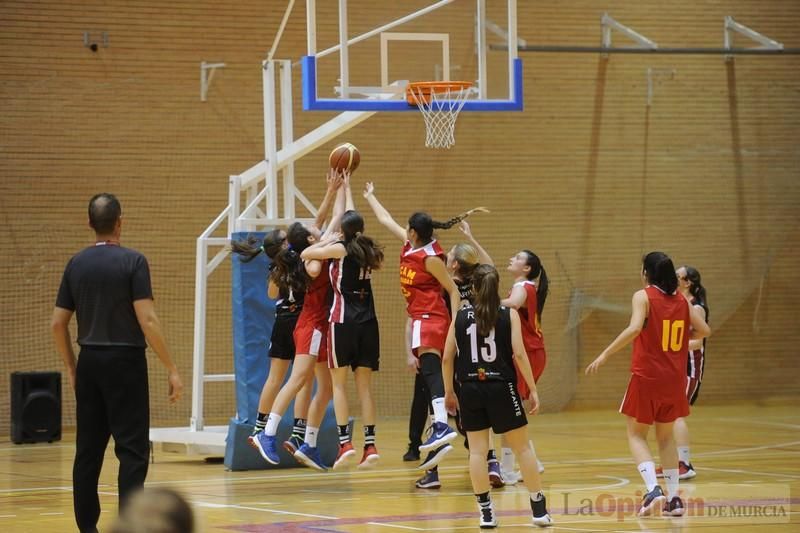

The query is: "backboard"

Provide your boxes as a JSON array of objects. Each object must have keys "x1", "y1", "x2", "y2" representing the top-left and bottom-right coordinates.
[{"x1": 302, "y1": 0, "x2": 523, "y2": 112}]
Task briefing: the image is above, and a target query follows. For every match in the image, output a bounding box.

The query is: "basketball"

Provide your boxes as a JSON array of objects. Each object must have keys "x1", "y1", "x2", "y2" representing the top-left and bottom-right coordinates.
[{"x1": 329, "y1": 142, "x2": 360, "y2": 173}]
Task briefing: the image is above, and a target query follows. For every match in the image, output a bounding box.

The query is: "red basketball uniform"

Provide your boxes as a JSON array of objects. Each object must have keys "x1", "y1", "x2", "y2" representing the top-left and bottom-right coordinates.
[
  {"x1": 400, "y1": 240, "x2": 449, "y2": 355},
  {"x1": 293, "y1": 259, "x2": 330, "y2": 362},
  {"x1": 619, "y1": 286, "x2": 691, "y2": 424},
  {"x1": 686, "y1": 298, "x2": 706, "y2": 405},
  {"x1": 512, "y1": 280, "x2": 547, "y2": 400}
]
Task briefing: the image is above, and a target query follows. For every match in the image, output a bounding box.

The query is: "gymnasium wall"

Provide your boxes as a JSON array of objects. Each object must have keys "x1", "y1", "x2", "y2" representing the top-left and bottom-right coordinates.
[{"x1": 1, "y1": 1, "x2": 798, "y2": 436}]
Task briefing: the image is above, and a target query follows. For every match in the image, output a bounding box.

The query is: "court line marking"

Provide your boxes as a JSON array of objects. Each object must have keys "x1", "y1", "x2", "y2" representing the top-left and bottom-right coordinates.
[
  {"x1": 225, "y1": 503, "x2": 336, "y2": 519},
  {"x1": 698, "y1": 465, "x2": 800, "y2": 480},
  {"x1": 716, "y1": 417, "x2": 800, "y2": 430},
  {"x1": 552, "y1": 475, "x2": 630, "y2": 492},
  {"x1": 366, "y1": 522, "x2": 424, "y2": 530},
  {"x1": 694, "y1": 439, "x2": 800, "y2": 457}
]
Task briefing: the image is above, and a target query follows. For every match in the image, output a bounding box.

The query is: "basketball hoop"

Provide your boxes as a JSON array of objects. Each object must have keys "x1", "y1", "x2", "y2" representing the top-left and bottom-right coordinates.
[{"x1": 406, "y1": 81, "x2": 474, "y2": 149}]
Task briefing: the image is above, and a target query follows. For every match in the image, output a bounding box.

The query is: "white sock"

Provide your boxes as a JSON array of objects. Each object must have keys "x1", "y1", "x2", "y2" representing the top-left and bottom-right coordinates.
[
  {"x1": 265, "y1": 413, "x2": 282, "y2": 436},
  {"x1": 637, "y1": 461, "x2": 658, "y2": 492},
  {"x1": 502, "y1": 447, "x2": 515, "y2": 472},
  {"x1": 431, "y1": 398, "x2": 447, "y2": 424},
  {"x1": 677, "y1": 446, "x2": 691, "y2": 465},
  {"x1": 530, "y1": 491, "x2": 544, "y2": 502},
  {"x1": 663, "y1": 468, "x2": 679, "y2": 498},
  {"x1": 305, "y1": 426, "x2": 319, "y2": 447}
]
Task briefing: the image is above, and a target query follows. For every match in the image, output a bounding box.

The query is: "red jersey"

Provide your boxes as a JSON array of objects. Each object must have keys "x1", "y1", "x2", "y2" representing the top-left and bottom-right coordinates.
[
  {"x1": 400, "y1": 240, "x2": 449, "y2": 319},
  {"x1": 298, "y1": 259, "x2": 331, "y2": 326},
  {"x1": 512, "y1": 280, "x2": 544, "y2": 351},
  {"x1": 631, "y1": 285, "x2": 690, "y2": 389}
]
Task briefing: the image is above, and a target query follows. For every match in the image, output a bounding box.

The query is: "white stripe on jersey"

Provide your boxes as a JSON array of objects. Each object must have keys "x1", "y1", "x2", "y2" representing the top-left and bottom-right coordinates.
[
  {"x1": 310, "y1": 328, "x2": 323, "y2": 356},
  {"x1": 619, "y1": 374, "x2": 633, "y2": 414},
  {"x1": 329, "y1": 257, "x2": 346, "y2": 324},
  {"x1": 411, "y1": 319, "x2": 422, "y2": 350},
  {"x1": 328, "y1": 324, "x2": 339, "y2": 368}
]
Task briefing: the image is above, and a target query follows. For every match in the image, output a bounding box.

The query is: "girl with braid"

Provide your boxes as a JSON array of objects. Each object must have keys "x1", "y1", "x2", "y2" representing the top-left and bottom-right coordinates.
[
  {"x1": 363, "y1": 181, "x2": 486, "y2": 470},
  {"x1": 300, "y1": 177, "x2": 385, "y2": 469},
  {"x1": 415, "y1": 221, "x2": 503, "y2": 489}
]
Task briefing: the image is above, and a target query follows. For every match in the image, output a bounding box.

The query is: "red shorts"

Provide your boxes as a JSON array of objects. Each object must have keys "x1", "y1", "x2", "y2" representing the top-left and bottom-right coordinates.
[
  {"x1": 293, "y1": 320, "x2": 328, "y2": 362},
  {"x1": 516, "y1": 347, "x2": 546, "y2": 400},
  {"x1": 410, "y1": 313, "x2": 449, "y2": 356},
  {"x1": 619, "y1": 374, "x2": 689, "y2": 424}
]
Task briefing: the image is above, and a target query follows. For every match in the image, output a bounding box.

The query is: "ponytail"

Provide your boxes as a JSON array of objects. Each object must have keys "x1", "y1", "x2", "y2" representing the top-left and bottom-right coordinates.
[
  {"x1": 682, "y1": 265, "x2": 709, "y2": 316},
  {"x1": 345, "y1": 234, "x2": 385, "y2": 270},
  {"x1": 341, "y1": 209, "x2": 384, "y2": 270},
  {"x1": 409, "y1": 207, "x2": 490, "y2": 242},
  {"x1": 521, "y1": 250, "x2": 549, "y2": 317},
  {"x1": 271, "y1": 247, "x2": 309, "y2": 294},
  {"x1": 643, "y1": 251, "x2": 678, "y2": 294},
  {"x1": 431, "y1": 207, "x2": 490, "y2": 230},
  {"x1": 231, "y1": 229, "x2": 285, "y2": 263},
  {"x1": 450, "y1": 243, "x2": 479, "y2": 285},
  {"x1": 472, "y1": 264, "x2": 501, "y2": 336}
]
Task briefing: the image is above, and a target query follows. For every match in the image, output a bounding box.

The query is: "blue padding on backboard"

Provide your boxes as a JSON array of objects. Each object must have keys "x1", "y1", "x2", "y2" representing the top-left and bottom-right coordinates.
[
  {"x1": 302, "y1": 55, "x2": 524, "y2": 112},
  {"x1": 231, "y1": 231, "x2": 273, "y2": 425}
]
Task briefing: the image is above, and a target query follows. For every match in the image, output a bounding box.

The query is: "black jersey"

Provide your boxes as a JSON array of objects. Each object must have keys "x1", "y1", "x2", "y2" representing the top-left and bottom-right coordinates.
[
  {"x1": 444, "y1": 278, "x2": 474, "y2": 316},
  {"x1": 328, "y1": 245, "x2": 376, "y2": 324},
  {"x1": 692, "y1": 296, "x2": 709, "y2": 353},
  {"x1": 275, "y1": 284, "x2": 303, "y2": 318},
  {"x1": 454, "y1": 305, "x2": 517, "y2": 383}
]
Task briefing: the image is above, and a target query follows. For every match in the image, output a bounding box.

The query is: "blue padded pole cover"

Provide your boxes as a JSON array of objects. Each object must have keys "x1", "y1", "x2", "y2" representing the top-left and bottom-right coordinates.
[{"x1": 230, "y1": 231, "x2": 274, "y2": 424}]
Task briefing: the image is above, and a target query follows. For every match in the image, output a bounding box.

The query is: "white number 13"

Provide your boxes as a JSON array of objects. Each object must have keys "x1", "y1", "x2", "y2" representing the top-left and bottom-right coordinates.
[{"x1": 467, "y1": 324, "x2": 497, "y2": 363}]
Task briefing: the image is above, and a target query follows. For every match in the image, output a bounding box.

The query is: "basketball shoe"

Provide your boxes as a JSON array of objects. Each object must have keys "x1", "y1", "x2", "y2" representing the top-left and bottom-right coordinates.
[{"x1": 294, "y1": 443, "x2": 327, "y2": 472}]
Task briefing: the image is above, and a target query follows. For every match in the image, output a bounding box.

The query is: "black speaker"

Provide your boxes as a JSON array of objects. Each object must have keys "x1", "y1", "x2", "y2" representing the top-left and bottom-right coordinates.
[{"x1": 11, "y1": 371, "x2": 61, "y2": 444}]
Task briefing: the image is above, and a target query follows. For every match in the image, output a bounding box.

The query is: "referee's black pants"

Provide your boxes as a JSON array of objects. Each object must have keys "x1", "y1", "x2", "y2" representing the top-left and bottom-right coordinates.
[{"x1": 73, "y1": 346, "x2": 150, "y2": 533}]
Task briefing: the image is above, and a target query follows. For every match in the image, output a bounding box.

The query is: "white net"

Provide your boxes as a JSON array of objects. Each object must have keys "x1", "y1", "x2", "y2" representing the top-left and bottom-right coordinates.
[{"x1": 409, "y1": 83, "x2": 474, "y2": 149}]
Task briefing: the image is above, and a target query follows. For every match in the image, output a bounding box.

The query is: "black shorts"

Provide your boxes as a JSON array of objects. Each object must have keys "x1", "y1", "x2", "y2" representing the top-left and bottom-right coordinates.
[
  {"x1": 328, "y1": 318, "x2": 380, "y2": 371},
  {"x1": 458, "y1": 380, "x2": 527, "y2": 434},
  {"x1": 268, "y1": 313, "x2": 299, "y2": 360}
]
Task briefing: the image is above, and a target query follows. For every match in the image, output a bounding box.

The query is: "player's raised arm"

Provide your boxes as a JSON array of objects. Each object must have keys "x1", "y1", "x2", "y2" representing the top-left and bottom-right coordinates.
[{"x1": 362, "y1": 182, "x2": 407, "y2": 242}]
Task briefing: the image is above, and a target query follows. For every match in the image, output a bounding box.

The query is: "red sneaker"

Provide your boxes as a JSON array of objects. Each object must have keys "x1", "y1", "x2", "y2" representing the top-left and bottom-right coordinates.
[
  {"x1": 333, "y1": 441, "x2": 356, "y2": 470},
  {"x1": 358, "y1": 444, "x2": 380, "y2": 469},
  {"x1": 678, "y1": 461, "x2": 696, "y2": 480},
  {"x1": 656, "y1": 462, "x2": 696, "y2": 480}
]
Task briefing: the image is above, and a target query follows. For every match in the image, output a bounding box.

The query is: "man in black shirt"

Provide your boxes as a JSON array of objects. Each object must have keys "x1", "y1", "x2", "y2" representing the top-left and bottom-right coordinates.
[{"x1": 51, "y1": 193, "x2": 183, "y2": 533}]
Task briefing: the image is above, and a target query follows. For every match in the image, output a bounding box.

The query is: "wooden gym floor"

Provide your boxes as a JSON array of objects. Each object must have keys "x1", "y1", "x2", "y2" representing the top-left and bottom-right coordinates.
[{"x1": 1, "y1": 403, "x2": 798, "y2": 532}]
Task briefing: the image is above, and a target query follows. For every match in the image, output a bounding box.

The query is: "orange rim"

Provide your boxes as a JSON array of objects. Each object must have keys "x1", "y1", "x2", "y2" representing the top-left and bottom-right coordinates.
[{"x1": 406, "y1": 81, "x2": 473, "y2": 105}]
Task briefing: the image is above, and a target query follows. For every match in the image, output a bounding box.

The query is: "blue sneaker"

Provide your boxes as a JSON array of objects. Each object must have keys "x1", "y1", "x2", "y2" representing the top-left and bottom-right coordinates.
[
  {"x1": 419, "y1": 422, "x2": 457, "y2": 453},
  {"x1": 415, "y1": 469, "x2": 441, "y2": 489},
  {"x1": 282, "y1": 435, "x2": 303, "y2": 455},
  {"x1": 488, "y1": 459, "x2": 505, "y2": 488},
  {"x1": 294, "y1": 443, "x2": 328, "y2": 472},
  {"x1": 417, "y1": 443, "x2": 453, "y2": 470},
  {"x1": 252, "y1": 432, "x2": 279, "y2": 465}
]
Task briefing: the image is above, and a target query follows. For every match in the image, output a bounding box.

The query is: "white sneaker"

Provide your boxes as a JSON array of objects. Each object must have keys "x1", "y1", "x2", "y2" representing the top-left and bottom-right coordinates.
[
  {"x1": 503, "y1": 470, "x2": 522, "y2": 485},
  {"x1": 478, "y1": 502, "x2": 498, "y2": 529}
]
